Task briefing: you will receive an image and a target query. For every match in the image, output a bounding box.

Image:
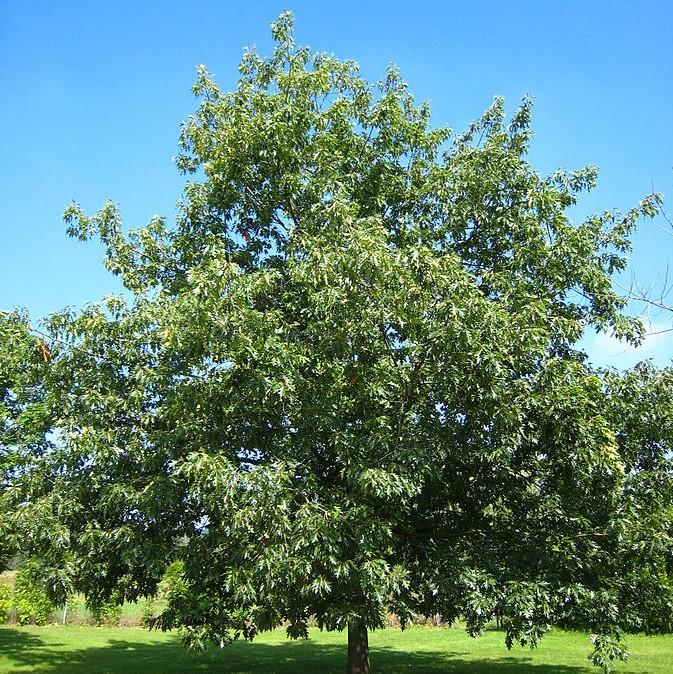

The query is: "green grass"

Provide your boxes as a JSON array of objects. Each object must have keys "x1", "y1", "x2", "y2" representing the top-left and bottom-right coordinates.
[{"x1": 0, "y1": 625, "x2": 671, "y2": 673}]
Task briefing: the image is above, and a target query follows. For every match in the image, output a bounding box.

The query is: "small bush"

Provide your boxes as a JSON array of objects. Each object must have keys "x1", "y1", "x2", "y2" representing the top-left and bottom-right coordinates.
[
  {"x1": 13, "y1": 568, "x2": 56, "y2": 625},
  {"x1": 90, "y1": 599, "x2": 123, "y2": 626},
  {"x1": 158, "y1": 560, "x2": 186, "y2": 600},
  {"x1": 141, "y1": 597, "x2": 157, "y2": 627},
  {"x1": 0, "y1": 584, "x2": 11, "y2": 624}
]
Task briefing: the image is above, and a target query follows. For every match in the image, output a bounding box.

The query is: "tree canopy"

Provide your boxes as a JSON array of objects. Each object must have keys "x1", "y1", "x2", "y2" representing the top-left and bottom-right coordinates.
[{"x1": 2, "y1": 13, "x2": 672, "y2": 674}]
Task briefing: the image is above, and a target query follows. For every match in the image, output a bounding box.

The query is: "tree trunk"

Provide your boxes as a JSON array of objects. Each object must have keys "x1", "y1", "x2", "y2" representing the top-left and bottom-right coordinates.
[{"x1": 347, "y1": 620, "x2": 371, "y2": 674}]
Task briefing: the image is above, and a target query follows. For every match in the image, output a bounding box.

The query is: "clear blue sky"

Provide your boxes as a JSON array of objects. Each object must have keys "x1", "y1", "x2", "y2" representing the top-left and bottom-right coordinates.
[{"x1": 1, "y1": 0, "x2": 672, "y2": 369}]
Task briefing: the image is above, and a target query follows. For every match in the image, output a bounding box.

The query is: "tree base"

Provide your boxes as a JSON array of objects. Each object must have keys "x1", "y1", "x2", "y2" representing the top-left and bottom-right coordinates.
[{"x1": 347, "y1": 621, "x2": 370, "y2": 674}]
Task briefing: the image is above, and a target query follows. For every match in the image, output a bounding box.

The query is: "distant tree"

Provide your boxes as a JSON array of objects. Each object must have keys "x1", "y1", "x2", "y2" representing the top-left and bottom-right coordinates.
[{"x1": 2, "y1": 13, "x2": 672, "y2": 674}]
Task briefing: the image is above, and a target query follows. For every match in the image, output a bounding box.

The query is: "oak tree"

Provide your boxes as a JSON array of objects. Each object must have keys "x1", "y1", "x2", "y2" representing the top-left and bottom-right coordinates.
[{"x1": 3, "y1": 13, "x2": 672, "y2": 673}]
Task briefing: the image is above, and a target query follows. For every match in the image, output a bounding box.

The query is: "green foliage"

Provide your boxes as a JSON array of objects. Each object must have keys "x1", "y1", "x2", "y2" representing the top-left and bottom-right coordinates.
[
  {"x1": 2, "y1": 11, "x2": 671, "y2": 672},
  {"x1": 140, "y1": 598, "x2": 157, "y2": 628},
  {"x1": 141, "y1": 561, "x2": 186, "y2": 627},
  {"x1": 89, "y1": 598, "x2": 123, "y2": 626},
  {"x1": 0, "y1": 312, "x2": 51, "y2": 571},
  {"x1": 13, "y1": 565, "x2": 56, "y2": 626},
  {"x1": 590, "y1": 633, "x2": 630, "y2": 673},
  {"x1": 157, "y1": 561, "x2": 186, "y2": 601},
  {"x1": 0, "y1": 585, "x2": 10, "y2": 624}
]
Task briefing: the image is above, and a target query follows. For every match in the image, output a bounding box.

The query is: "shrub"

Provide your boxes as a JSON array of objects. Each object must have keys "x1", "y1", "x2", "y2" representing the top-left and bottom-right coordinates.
[
  {"x1": 0, "y1": 584, "x2": 11, "y2": 624},
  {"x1": 141, "y1": 597, "x2": 157, "y2": 627},
  {"x1": 13, "y1": 568, "x2": 56, "y2": 625},
  {"x1": 89, "y1": 599, "x2": 123, "y2": 626},
  {"x1": 158, "y1": 560, "x2": 186, "y2": 600}
]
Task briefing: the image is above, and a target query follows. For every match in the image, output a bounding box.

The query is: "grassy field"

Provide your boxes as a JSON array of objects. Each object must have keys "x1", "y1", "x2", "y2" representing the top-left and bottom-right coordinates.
[{"x1": 1, "y1": 625, "x2": 672, "y2": 673}]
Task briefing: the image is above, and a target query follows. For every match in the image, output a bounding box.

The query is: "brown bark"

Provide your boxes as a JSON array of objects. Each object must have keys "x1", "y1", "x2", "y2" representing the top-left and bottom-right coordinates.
[{"x1": 347, "y1": 620, "x2": 371, "y2": 674}]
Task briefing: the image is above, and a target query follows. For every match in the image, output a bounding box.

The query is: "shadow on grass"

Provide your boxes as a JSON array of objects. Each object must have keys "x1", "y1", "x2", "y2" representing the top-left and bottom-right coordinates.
[{"x1": 0, "y1": 627, "x2": 596, "y2": 674}]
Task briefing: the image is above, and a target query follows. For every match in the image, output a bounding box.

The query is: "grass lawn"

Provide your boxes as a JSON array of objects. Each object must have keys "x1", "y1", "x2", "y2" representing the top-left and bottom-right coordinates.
[{"x1": 1, "y1": 624, "x2": 672, "y2": 673}]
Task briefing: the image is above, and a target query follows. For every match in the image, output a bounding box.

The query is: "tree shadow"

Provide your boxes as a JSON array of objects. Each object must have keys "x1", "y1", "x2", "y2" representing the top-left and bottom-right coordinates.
[{"x1": 0, "y1": 626, "x2": 647, "y2": 674}]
